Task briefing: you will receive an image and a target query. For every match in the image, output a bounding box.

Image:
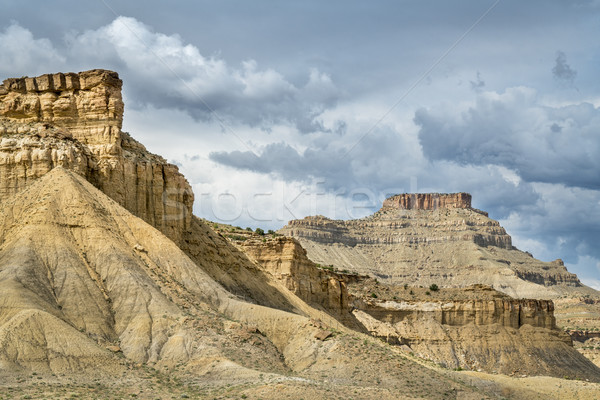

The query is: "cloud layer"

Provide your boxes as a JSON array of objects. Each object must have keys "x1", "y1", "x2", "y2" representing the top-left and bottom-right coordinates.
[
  {"x1": 69, "y1": 17, "x2": 341, "y2": 133},
  {"x1": 415, "y1": 87, "x2": 600, "y2": 189}
]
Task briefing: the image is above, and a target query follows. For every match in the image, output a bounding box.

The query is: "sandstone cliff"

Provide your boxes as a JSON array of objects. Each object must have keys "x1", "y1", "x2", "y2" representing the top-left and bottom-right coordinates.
[
  {"x1": 279, "y1": 194, "x2": 591, "y2": 299},
  {"x1": 0, "y1": 70, "x2": 193, "y2": 244},
  {"x1": 238, "y1": 236, "x2": 359, "y2": 324},
  {"x1": 347, "y1": 283, "x2": 598, "y2": 378},
  {"x1": 383, "y1": 192, "x2": 473, "y2": 211}
]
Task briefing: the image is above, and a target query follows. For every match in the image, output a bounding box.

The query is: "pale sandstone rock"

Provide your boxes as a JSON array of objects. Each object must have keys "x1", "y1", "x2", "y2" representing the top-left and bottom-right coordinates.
[
  {"x1": 239, "y1": 236, "x2": 356, "y2": 323},
  {"x1": 0, "y1": 70, "x2": 193, "y2": 244}
]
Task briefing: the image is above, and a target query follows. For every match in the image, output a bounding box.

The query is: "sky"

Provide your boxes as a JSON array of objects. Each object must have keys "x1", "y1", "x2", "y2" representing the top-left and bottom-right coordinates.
[{"x1": 1, "y1": 0, "x2": 600, "y2": 288}]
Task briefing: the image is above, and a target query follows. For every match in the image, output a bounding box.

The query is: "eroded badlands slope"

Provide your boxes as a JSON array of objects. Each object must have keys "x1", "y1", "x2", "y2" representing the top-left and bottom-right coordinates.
[{"x1": 0, "y1": 167, "x2": 485, "y2": 398}]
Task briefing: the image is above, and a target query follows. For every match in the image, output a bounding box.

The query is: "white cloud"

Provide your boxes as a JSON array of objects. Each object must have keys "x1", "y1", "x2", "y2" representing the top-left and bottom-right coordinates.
[
  {"x1": 0, "y1": 23, "x2": 65, "y2": 76},
  {"x1": 65, "y1": 16, "x2": 340, "y2": 132}
]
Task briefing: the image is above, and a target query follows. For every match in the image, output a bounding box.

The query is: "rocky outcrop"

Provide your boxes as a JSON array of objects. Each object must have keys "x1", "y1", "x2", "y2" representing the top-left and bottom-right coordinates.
[
  {"x1": 345, "y1": 285, "x2": 600, "y2": 379},
  {"x1": 383, "y1": 192, "x2": 472, "y2": 210},
  {"x1": 279, "y1": 194, "x2": 588, "y2": 299},
  {"x1": 233, "y1": 233, "x2": 600, "y2": 379},
  {"x1": 357, "y1": 297, "x2": 557, "y2": 331},
  {"x1": 0, "y1": 70, "x2": 193, "y2": 244},
  {"x1": 239, "y1": 236, "x2": 355, "y2": 319}
]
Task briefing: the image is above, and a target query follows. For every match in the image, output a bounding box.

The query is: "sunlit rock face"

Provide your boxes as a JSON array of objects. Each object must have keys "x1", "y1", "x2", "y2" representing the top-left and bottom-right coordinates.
[{"x1": 0, "y1": 70, "x2": 193, "y2": 244}]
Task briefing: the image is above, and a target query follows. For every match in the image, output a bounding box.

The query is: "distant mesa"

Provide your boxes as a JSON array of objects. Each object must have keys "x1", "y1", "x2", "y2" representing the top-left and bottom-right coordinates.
[{"x1": 279, "y1": 192, "x2": 592, "y2": 299}]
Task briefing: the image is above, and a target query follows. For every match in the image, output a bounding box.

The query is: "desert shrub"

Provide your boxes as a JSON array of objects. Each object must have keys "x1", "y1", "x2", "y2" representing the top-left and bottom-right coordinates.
[{"x1": 429, "y1": 284, "x2": 439, "y2": 292}]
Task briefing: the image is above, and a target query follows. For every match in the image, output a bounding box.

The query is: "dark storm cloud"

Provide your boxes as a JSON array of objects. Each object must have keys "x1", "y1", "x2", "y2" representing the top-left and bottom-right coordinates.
[
  {"x1": 552, "y1": 51, "x2": 577, "y2": 84},
  {"x1": 210, "y1": 127, "x2": 542, "y2": 221},
  {"x1": 504, "y1": 183, "x2": 600, "y2": 264},
  {"x1": 415, "y1": 87, "x2": 600, "y2": 189}
]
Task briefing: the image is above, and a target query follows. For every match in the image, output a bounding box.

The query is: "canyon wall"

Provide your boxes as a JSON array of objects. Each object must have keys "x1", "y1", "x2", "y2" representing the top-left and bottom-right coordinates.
[
  {"x1": 0, "y1": 70, "x2": 193, "y2": 244},
  {"x1": 356, "y1": 297, "x2": 556, "y2": 330}
]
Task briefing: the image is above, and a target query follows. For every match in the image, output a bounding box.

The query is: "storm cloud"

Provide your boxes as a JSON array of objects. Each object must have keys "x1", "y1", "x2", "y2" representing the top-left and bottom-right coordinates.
[
  {"x1": 415, "y1": 87, "x2": 600, "y2": 189},
  {"x1": 552, "y1": 51, "x2": 577, "y2": 85}
]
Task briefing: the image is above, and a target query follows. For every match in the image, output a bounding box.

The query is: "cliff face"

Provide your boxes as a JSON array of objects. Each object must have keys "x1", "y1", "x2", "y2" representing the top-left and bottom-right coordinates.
[
  {"x1": 239, "y1": 236, "x2": 353, "y2": 318},
  {"x1": 279, "y1": 194, "x2": 587, "y2": 299},
  {"x1": 356, "y1": 298, "x2": 556, "y2": 330},
  {"x1": 382, "y1": 192, "x2": 472, "y2": 210},
  {"x1": 0, "y1": 70, "x2": 193, "y2": 244}
]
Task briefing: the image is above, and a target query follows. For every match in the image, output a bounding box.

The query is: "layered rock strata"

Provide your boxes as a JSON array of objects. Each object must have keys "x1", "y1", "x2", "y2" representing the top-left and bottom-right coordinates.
[
  {"x1": 0, "y1": 70, "x2": 193, "y2": 243},
  {"x1": 351, "y1": 299, "x2": 592, "y2": 378},
  {"x1": 239, "y1": 236, "x2": 355, "y2": 319},
  {"x1": 382, "y1": 192, "x2": 472, "y2": 210},
  {"x1": 279, "y1": 194, "x2": 588, "y2": 299},
  {"x1": 356, "y1": 297, "x2": 557, "y2": 330}
]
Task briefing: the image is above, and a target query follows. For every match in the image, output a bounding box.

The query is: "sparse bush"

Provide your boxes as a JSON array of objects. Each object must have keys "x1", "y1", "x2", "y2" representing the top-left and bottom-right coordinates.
[
  {"x1": 267, "y1": 229, "x2": 275, "y2": 235},
  {"x1": 429, "y1": 284, "x2": 439, "y2": 292},
  {"x1": 370, "y1": 293, "x2": 378, "y2": 298},
  {"x1": 226, "y1": 234, "x2": 248, "y2": 241},
  {"x1": 425, "y1": 291, "x2": 431, "y2": 295},
  {"x1": 245, "y1": 227, "x2": 252, "y2": 231},
  {"x1": 255, "y1": 227, "x2": 265, "y2": 235}
]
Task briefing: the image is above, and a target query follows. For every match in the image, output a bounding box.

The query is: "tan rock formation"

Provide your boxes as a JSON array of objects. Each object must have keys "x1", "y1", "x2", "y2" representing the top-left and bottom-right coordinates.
[
  {"x1": 0, "y1": 70, "x2": 193, "y2": 244},
  {"x1": 279, "y1": 194, "x2": 593, "y2": 299},
  {"x1": 355, "y1": 297, "x2": 557, "y2": 330},
  {"x1": 383, "y1": 192, "x2": 472, "y2": 210},
  {"x1": 238, "y1": 236, "x2": 355, "y2": 321},
  {"x1": 347, "y1": 282, "x2": 596, "y2": 377}
]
